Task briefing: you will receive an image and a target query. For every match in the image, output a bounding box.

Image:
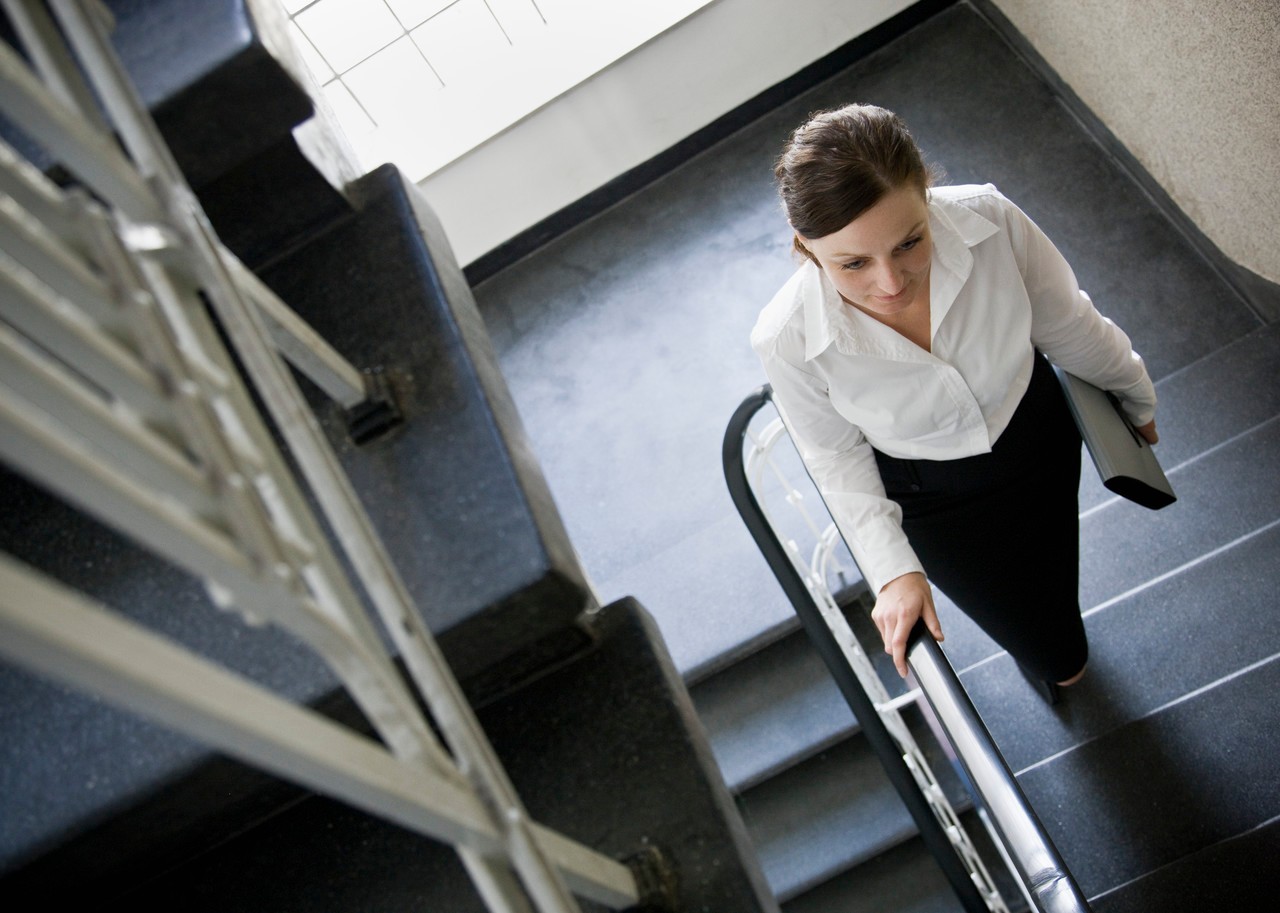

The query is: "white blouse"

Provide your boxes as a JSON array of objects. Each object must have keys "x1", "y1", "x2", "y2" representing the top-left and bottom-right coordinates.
[{"x1": 751, "y1": 183, "x2": 1156, "y2": 593}]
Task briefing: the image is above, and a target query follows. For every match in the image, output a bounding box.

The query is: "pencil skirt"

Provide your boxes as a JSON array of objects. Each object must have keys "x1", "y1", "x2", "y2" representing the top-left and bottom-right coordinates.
[{"x1": 872, "y1": 353, "x2": 1087, "y2": 682}]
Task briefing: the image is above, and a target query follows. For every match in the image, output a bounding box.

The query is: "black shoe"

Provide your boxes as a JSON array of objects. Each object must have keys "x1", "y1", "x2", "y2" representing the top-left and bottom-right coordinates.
[{"x1": 1018, "y1": 663, "x2": 1061, "y2": 706}]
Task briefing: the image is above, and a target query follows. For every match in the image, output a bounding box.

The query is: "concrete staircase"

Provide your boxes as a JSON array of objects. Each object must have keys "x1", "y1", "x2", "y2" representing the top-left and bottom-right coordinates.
[
  {"x1": 4, "y1": 1, "x2": 1279, "y2": 911},
  {"x1": 686, "y1": 559, "x2": 1020, "y2": 910},
  {"x1": 690, "y1": 618, "x2": 981, "y2": 907}
]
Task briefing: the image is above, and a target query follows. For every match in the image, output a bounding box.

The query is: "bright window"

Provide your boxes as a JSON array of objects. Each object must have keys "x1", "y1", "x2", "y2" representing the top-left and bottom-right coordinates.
[{"x1": 285, "y1": 0, "x2": 717, "y2": 181}]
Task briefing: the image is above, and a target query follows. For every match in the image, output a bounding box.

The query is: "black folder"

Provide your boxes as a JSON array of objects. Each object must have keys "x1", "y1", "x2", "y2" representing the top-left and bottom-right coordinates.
[{"x1": 1053, "y1": 367, "x2": 1176, "y2": 510}]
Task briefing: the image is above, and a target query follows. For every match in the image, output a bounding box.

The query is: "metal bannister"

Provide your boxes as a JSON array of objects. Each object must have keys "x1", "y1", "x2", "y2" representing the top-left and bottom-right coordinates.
[
  {"x1": 723, "y1": 387, "x2": 994, "y2": 913},
  {"x1": 723, "y1": 384, "x2": 1092, "y2": 913},
  {"x1": 0, "y1": 3, "x2": 655, "y2": 911},
  {"x1": 908, "y1": 634, "x2": 1092, "y2": 913},
  {"x1": 0, "y1": 0, "x2": 374, "y2": 412}
]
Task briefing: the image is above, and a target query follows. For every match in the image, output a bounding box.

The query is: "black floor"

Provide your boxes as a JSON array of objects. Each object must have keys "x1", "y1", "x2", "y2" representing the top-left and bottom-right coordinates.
[{"x1": 472, "y1": 2, "x2": 1279, "y2": 907}]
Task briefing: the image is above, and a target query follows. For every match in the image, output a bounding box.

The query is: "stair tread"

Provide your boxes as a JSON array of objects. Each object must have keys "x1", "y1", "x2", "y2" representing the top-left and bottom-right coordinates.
[
  {"x1": 970, "y1": 519, "x2": 1280, "y2": 771},
  {"x1": 739, "y1": 717, "x2": 970, "y2": 902},
  {"x1": 1015, "y1": 656, "x2": 1280, "y2": 900},
  {"x1": 1079, "y1": 399, "x2": 1280, "y2": 615},
  {"x1": 108, "y1": 0, "x2": 314, "y2": 188},
  {"x1": 781, "y1": 810, "x2": 1026, "y2": 913},
  {"x1": 692, "y1": 590, "x2": 911, "y2": 792},
  {"x1": 692, "y1": 629, "x2": 858, "y2": 792},
  {"x1": 1123, "y1": 324, "x2": 1280, "y2": 471},
  {"x1": 1091, "y1": 816, "x2": 1280, "y2": 913}
]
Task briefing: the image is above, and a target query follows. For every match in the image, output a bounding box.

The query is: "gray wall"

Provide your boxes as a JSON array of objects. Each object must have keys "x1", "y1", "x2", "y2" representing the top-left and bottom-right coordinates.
[{"x1": 992, "y1": 0, "x2": 1280, "y2": 286}]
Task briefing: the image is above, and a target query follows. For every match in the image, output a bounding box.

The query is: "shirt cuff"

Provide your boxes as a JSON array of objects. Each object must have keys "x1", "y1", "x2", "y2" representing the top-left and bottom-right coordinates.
[
  {"x1": 849, "y1": 515, "x2": 926, "y2": 595},
  {"x1": 1113, "y1": 376, "x2": 1157, "y2": 428}
]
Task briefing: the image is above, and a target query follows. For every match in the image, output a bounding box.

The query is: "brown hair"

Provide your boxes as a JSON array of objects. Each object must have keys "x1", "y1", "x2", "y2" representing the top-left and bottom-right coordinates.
[{"x1": 775, "y1": 104, "x2": 937, "y2": 261}]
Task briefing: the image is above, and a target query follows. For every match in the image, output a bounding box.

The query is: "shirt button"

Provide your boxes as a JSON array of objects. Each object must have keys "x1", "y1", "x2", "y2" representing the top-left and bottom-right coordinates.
[{"x1": 909, "y1": 483, "x2": 921, "y2": 492}]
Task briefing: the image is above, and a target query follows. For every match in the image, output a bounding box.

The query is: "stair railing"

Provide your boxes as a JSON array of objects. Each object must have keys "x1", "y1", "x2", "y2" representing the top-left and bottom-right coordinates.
[
  {"x1": 907, "y1": 632, "x2": 1093, "y2": 912},
  {"x1": 0, "y1": 3, "x2": 660, "y2": 910},
  {"x1": 723, "y1": 385, "x2": 1092, "y2": 913}
]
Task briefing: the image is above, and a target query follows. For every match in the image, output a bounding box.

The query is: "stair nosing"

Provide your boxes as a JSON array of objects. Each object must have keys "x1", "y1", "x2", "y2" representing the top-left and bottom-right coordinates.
[
  {"x1": 730, "y1": 722, "x2": 860, "y2": 795},
  {"x1": 684, "y1": 614, "x2": 802, "y2": 687}
]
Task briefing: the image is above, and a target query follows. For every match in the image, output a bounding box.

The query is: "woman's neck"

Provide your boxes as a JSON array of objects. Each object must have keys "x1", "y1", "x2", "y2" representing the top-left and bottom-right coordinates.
[{"x1": 849, "y1": 272, "x2": 932, "y2": 352}]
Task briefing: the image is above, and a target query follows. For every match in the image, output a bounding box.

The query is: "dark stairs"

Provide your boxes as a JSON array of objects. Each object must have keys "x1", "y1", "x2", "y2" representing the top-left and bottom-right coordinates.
[{"x1": 690, "y1": 317, "x2": 1280, "y2": 908}]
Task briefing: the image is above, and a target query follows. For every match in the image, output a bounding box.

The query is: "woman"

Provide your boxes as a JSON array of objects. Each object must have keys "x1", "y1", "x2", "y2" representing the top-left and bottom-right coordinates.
[{"x1": 752, "y1": 104, "x2": 1157, "y2": 697}]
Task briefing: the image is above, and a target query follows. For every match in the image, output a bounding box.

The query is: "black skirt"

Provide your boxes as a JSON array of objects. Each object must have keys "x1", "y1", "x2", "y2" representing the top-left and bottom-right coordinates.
[{"x1": 872, "y1": 352, "x2": 1086, "y2": 682}]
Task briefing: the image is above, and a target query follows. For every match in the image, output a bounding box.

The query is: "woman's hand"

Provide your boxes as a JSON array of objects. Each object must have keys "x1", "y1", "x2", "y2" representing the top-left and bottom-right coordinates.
[
  {"x1": 872, "y1": 572, "x2": 943, "y2": 678},
  {"x1": 1135, "y1": 419, "x2": 1158, "y2": 445}
]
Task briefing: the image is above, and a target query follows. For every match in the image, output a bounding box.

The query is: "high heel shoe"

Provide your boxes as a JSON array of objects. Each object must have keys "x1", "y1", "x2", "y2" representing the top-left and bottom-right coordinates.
[{"x1": 1018, "y1": 663, "x2": 1061, "y2": 706}]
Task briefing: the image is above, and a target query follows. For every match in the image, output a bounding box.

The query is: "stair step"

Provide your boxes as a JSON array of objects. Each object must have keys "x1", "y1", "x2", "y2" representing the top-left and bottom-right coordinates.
[
  {"x1": 1133, "y1": 323, "x2": 1280, "y2": 471},
  {"x1": 780, "y1": 830, "x2": 961, "y2": 913},
  {"x1": 103, "y1": 0, "x2": 311, "y2": 187},
  {"x1": 692, "y1": 587, "x2": 912, "y2": 793},
  {"x1": 692, "y1": 628, "x2": 860, "y2": 793},
  {"x1": 1079, "y1": 378, "x2": 1280, "y2": 617},
  {"x1": 1075, "y1": 323, "x2": 1280, "y2": 511},
  {"x1": 739, "y1": 712, "x2": 970, "y2": 903},
  {"x1": 1091, "y1": 815, "x2": 1280, "y2": 913},
  {"x1": 740, "y1": 735, "x2": 918, "y2": 902},
  {"x1": 1076, "y1": 321, "x2": 1280, "y2": 592},
  {"x1": 782, "y1": 808, "x2": 1029, "y2": 913},
  {"x1": 1015, "y1": 655, "x2": 1280, "y2": 900},
  {"x1": 968, "y1": 518, "x2": 1280, "y2": 772}
]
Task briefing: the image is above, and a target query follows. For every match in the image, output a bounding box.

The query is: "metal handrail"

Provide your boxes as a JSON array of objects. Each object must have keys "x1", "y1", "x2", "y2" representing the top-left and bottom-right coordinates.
[
  {"x1": 908, "y1": 634, "x2": 1092, "y2": 912},
  {"x1": 723, "y1": 384, "x2": 1092, "y2": 913}
]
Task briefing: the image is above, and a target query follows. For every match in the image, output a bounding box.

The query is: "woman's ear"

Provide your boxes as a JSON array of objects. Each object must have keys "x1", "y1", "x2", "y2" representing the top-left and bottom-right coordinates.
[{"x1": 793, "y1": 234, "x2": 818, "y2": 264}]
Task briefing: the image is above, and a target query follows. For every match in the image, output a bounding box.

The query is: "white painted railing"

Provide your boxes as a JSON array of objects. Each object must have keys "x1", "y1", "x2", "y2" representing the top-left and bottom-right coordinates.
[{"x1": 0, "y1": 3, "x2": 648, "y2": 910}]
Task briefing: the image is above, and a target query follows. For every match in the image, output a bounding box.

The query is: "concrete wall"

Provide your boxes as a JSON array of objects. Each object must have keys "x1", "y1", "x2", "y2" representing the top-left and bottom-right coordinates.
[
  {"x1": 991, "y1": 0, "x2": 1280, "y2": 286},
  {"x1": 416, "y1": 0, "x2": 913, "y2": 266}
]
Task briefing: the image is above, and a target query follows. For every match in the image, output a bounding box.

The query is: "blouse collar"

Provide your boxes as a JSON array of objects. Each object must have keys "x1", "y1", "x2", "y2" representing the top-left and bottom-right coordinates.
[{"x1": 802, "y1": 192, "x2": 1000, "y2": 361}]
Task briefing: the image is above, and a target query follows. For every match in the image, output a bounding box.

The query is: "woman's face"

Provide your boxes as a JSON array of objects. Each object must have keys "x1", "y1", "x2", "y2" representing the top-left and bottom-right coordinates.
[{"x1": 801, "y1": 184, "x2": 932, "y2": 318}]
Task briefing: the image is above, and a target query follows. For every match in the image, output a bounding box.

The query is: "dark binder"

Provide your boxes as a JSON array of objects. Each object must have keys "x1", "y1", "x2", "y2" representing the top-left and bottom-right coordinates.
[{"x1": 1053, "y1": 366, "x2": 1176, "y2": 510}]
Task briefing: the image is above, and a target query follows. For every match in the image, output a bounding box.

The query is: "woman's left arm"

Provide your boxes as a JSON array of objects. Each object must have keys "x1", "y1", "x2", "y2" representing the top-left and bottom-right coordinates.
[{"x1": 1002, "y1": 195, "x2": 1158, "y2": 428}]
